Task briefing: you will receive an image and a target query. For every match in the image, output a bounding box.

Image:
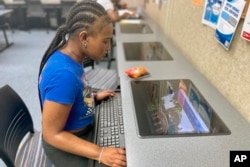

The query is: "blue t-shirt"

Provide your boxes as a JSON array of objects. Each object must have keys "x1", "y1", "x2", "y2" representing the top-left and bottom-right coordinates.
[{"x1": 39, "y1": 50, "x2": 94, "y2": 131}]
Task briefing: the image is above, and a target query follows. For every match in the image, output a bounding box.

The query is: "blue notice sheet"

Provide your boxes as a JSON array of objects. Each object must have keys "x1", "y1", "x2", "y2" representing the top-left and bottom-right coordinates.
[
  {"x1": 215, "y1": 0, "x2": 246, "y2": 50},
  {"x1": 202, "y1": 0, "x2": 224, "y2": 29}
]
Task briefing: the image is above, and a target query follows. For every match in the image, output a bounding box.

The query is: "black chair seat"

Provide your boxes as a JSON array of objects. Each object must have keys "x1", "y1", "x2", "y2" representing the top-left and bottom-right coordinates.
[{"x1": 15, "y1": 132, "x2": 54, "y2": 167}]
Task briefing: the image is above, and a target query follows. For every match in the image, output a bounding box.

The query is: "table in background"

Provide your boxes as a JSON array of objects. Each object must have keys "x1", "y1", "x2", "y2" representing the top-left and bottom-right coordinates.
[
  {"x1": 0, "y1": 9, "x2": 13, "y2": 52},
  {"x1": 3, "y1": 1, "x2": 27, "y2": 30}
]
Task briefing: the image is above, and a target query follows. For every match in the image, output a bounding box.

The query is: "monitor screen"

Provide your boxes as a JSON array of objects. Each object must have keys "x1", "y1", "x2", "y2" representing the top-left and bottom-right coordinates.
[
  {"x1": 123, "y1": 42, "x2": 173, "y2": 61},
  {"x1": 130, "y1": 79, "x2": 230, "y2": 137}
]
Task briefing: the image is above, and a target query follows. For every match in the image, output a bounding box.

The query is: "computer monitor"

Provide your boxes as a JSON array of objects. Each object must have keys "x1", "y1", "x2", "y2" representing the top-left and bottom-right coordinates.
[
  {"x1": 123, "y1": 42, "x2": 173, "y2": 61},
  {"x1": 130, "y1": 79, "x2": 230, "y2": 138}
]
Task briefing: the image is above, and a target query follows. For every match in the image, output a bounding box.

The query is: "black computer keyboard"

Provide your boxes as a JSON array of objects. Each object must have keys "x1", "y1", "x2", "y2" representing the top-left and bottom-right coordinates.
[
  {"x1": 95, "y1": 92, "x2": 125, "y2": 148},
  {"x1": 88, "y1": 92, "x2": 125, "y2": 167}
]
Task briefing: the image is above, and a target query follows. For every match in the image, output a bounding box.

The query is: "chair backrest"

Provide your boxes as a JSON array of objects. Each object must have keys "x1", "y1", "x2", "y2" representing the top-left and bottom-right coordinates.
[
  {"x1": 25, "y1": 0, "x2": 45, "y2": 16},
  {"x1": 0, "y1": 85, "x2": 34, "y2": 167}
]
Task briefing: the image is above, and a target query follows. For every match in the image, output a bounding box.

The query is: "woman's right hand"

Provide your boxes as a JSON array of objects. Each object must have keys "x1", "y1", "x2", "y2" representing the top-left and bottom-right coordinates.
[{"x1": 100, "y1": 147, "x2": 126, "y2": 167}]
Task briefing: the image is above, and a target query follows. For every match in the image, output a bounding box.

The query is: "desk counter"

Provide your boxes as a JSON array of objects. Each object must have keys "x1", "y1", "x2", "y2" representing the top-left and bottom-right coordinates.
[{"x1": 115, "y1": 14, "x2": 250, "y2": 167}]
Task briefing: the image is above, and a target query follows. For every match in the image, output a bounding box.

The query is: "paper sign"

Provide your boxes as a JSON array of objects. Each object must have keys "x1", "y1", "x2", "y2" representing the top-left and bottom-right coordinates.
[
  {"x1": 215, "y1": 0, "x2": 246, "y2": 50},
  {"x1": 202, "y1": 0, "x2": 224, "y2": 29},
  {"x1": 241, "y1": 3, "x2": 250, "y2": 41}
]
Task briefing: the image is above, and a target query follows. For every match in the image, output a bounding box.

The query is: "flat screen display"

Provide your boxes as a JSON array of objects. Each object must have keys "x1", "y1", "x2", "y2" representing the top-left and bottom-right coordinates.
[
  {"x1": 123, "y1": 42, "x2": 173, "y2": 61},
  {"x1": 130, "y1": 79, "x2": 230, "y2": 137}
]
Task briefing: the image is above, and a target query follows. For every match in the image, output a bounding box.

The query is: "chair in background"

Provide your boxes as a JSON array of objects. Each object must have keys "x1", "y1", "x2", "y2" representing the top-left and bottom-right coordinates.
[
  {"x1": 41, "y1": 0, "x2": 62, "y2": 29},
  {"x1": 25, "y1": 0, "x2": 50, "y2": 33},
  {"x1": 60, "y1": 0, "x2": 76, "y2": 24},
  {"x1": 83, "y1": 57, "x2": 120, "y2": 91},
  {"x1": 0, "y1": 84, "x2": 54, "y2": 167}
]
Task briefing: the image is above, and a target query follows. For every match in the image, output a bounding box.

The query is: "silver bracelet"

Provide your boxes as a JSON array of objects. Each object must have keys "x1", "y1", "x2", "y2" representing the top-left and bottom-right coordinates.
[{"x1": 98, "y1": 147, "x2": 105, "y2": 164}]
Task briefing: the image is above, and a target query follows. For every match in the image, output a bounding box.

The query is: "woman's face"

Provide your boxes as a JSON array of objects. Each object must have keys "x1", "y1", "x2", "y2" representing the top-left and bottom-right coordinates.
[{"x1": 86, "y1": 23, "x2": 113, "y2": 61}]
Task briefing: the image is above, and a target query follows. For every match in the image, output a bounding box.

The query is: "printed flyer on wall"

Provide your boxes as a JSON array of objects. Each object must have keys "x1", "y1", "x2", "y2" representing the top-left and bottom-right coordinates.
[
  {"x1": 241, "y1": 3, "x2": 250, "y2": 41},
  {"x1": 202, "y1": 0, "x2": 224, "y2": 29},
  {"x1": 215, "y1": 0, "x2": 246, "y2": 50}
]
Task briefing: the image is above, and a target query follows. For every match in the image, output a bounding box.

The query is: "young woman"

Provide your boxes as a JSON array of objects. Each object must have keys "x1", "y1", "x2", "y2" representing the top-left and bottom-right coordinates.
[{"x1": 38, "y1": 1, "x2": 126, "y2": 167}]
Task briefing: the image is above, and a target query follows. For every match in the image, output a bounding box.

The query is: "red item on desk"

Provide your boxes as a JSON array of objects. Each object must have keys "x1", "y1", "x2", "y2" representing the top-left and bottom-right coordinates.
[{"x1": 124, "y1": 66, "x2": 148, "y2": 78}]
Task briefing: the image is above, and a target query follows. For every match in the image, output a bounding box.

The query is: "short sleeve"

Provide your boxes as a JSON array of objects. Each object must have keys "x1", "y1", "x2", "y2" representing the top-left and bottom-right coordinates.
[{"x1": 45, "y1": 70, "x2": 79, "y2": 104}]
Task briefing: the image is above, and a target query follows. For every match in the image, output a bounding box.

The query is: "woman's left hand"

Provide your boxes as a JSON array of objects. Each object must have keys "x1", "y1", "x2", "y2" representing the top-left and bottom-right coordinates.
[{"x1": 96, "y1": 90, "x2": 116, "y2": 101}]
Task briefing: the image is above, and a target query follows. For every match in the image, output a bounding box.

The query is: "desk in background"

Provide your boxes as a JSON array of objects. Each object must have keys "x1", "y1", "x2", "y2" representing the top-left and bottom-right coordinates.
[
  {"x1": 3, "y1": 0, "x2": 27, "y2": 30},
  {"x1": 0, "y1": 9, "x2": 13, "y2": 52}
]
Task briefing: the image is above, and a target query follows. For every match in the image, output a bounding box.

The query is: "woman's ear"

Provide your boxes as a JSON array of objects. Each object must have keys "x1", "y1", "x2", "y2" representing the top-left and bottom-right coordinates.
[{"x1": 79, "y1": 31, "x2": 88, "y2": 44}]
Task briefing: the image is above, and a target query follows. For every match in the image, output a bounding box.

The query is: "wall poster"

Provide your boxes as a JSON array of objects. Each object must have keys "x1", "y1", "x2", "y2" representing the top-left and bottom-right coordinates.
[
  {"x1": 202, "y1": 0, "x2": 224, "y2": 29},
  {"x1": 215, "y1": 0, "x2": 246, "y2": 50},
  {"x1": 241, "y1": 3, "x2": 250, "y2": 41}
]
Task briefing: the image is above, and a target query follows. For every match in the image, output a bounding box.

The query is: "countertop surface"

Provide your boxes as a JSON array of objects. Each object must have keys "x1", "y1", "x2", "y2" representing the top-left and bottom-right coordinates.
[{"x1": 114, "y1": 13, "x2": 250, "y2": 167}]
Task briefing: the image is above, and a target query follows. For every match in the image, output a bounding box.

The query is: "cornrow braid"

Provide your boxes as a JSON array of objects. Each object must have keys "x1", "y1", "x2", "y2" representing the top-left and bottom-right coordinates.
[
  {"x1": 38, "y1": 1, "x2": 111, "y2": 110},
  {"x1": 66, "y1": 1, "x2": 109, "y2": 35},
  {"x1": 67, "y1": 14, "x2": 96, "y2": 33},
  {"x1": 67, "y1": 5, "x2": 104, "y2": 23}
]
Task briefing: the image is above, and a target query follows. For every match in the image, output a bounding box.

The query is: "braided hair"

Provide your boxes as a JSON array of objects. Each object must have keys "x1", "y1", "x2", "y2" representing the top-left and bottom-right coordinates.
[
  {"x1": 38, "y1": 1, "x2": 111, "y2": 76},
  {"x1": 38, "y1": 1, "x2": 111, "y2": 109}
]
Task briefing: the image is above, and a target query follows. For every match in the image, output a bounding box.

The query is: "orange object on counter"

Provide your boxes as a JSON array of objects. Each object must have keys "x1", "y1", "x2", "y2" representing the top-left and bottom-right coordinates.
[{"x1": 124, "y1": 66, "x2": 148, "y2": 78}]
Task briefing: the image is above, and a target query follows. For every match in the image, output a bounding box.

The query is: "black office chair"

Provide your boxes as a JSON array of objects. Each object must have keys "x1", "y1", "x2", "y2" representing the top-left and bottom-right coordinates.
[
  {"x1": 25, "y1": 0, "x2": 50, "y2": 33},
  {"x1": 0, "y1": 85, "x2": 54, "y2": 167},
  {"x1": 83, "y1": 57, "x2": 120, "y2": 91},
  {"x1": 60, "y1": 0, "x2": 76, "y2": 24}
]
